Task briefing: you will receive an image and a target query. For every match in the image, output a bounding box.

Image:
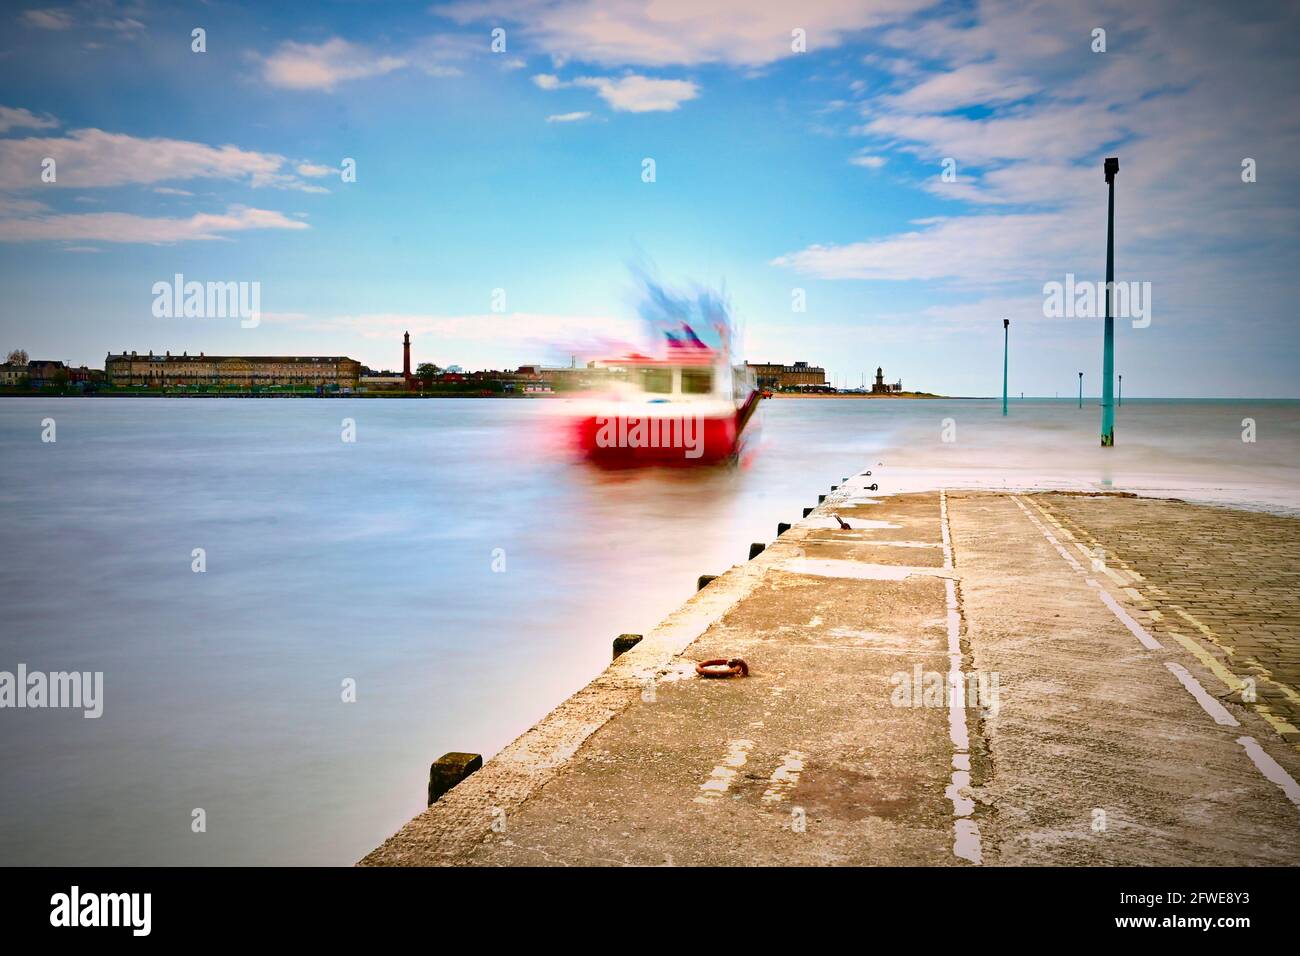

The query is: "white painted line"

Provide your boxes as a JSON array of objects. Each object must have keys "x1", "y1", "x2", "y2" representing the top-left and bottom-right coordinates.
[
  {"x1": 939, "y1": 490, "x2": 982, "y2": 865},
  {"x1": 1164, "y1": 662, "x2": 1239, "y2": 726},
  {"x1": 945, "y1": 770, "x2": 975, "y2": 816},
  {"x1": 1012, "y1": 496, "x2": 1084, "y2": 572},
  {"x1": 954, "y1": 819, "x2": 982, "y2": 864},
  {"x1": 1098, "y1": 589, "x2": 1163, "y2": 651},
  {"x1": 1237, "y1": 736, "x2": 1300, "y2": 809},
  {"x1": 694, "y1": 739, "x2": 754, "y2": 804},
  {"x1": 940, "y1": 494, "x2": 954, "y2": 566},
  {"x1": 946, "y1": 660, "x2": 970, "y2": 752},
  {"x1": 760, "y1": 751, "x2": 806, "y2": 804},
  {"x1": 1013, "y1": 494, "x2": 1300, "y2": 819}
]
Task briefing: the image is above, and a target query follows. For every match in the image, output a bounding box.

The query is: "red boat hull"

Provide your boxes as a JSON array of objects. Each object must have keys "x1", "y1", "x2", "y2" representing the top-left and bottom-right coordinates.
[{"x1": 575, "y1": 390, "x2": 759, "y2": 467}]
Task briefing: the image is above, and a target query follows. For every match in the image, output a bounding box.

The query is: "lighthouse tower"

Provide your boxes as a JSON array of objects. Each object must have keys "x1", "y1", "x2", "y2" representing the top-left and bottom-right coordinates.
[{"x1": 402, "y1": 331, "x2": 412, "y2": 381}]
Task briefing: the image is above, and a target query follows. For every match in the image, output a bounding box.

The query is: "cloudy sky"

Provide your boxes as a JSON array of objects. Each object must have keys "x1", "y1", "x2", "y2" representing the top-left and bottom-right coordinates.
[{"x1": 0, "y1": 0, "x2": 1297, "y2": 395}]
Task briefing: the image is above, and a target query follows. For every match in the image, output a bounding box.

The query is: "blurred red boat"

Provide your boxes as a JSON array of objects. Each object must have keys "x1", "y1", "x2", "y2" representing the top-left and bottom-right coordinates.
[{"x1": 570, "y1": 329, "x2": 758, "y2": 467}]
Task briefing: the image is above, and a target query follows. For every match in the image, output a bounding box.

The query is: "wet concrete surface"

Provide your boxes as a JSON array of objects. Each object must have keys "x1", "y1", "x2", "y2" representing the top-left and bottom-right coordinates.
[
  {"x1": 361, "y1": 482, "x2": 1300, "y2": 866},
  {"x1": 952, "y1": 492, "x2": 1300, "y2": 865}
]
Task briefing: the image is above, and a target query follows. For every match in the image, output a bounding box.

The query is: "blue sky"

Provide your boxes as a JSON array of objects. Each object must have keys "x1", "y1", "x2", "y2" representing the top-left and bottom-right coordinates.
[{"x1": 1, "y1": 0, "x2": 1297, "y2": 395}]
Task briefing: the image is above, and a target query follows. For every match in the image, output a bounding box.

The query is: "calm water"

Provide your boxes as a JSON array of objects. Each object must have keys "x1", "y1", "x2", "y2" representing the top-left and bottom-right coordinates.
[{"x1": 1, "y1": 396, "x2": 1297, "y2": 865}]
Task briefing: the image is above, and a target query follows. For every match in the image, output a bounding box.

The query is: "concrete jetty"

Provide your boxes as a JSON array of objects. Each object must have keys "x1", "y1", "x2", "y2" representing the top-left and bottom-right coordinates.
[{"x1": 361, "y1": 477, "x2": 1300, "y2": 866}]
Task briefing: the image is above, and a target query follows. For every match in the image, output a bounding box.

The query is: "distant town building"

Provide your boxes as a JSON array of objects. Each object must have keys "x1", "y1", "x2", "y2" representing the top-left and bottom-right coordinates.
[
  {"x1": 0, "y1": 359, "x2": 30, "y2": 386},
  {"x1": 2, "y1": 359, "x2": 102, "y2": 389},
  {"x1": 509, "y1": 364, "x2": 616, "y2": 390},
  {"x1": 105, "y1": 351, "x2": 361, "y2": 389},
  {"x1": 871, "y1": 366, "x2": 902, "y2": 394},
  {"x1": 1, "y1": 359, "x2": 68, "y2": 387},
  {"x1": 358, "y1": 372, "x2": 408, "y2": 391},
  {"x1": 746, "y1": 361, "x2": 827, "y2": 390}
]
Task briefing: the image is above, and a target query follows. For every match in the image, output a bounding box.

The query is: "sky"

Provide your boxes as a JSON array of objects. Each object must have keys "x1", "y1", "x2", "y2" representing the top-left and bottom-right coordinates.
[{"x1": 0, "y1": 0, "x2": 1297, "y2": 396}]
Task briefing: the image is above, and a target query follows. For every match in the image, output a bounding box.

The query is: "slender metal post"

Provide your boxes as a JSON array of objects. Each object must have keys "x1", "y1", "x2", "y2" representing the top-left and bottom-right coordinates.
[
  {"x1": 1118, "y1": 373, "x2": 1123, "y2": 408},
  {"x1": 1101, "y1": 157, "x2": 1119, "y2": 446},
  {"x1": 1078, "y1": 371, "x2": 1083, "y2": 408},
  {"x1": 1001, "y1": 318, "x2": 1009, "y2": 416}
]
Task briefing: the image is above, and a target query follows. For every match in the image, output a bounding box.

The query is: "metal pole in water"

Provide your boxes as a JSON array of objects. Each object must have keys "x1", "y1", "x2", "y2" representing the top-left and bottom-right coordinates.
[
  {"x1": 1001, "y1": 318, "x2": 1009, "y2": 416},
  {"x1": 1078, "y1": 371, "x2": 1083, "y2": 409},
  {"x1": 1101, "y1": 157, "x2": 1119, "y2": 446},
  {"x1": 1118, "y1": 373, "x2": 1123, "y2": 408}
]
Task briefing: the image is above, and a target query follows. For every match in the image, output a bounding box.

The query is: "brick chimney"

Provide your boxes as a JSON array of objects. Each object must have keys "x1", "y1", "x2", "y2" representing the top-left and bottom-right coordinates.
[{"x1": 403, "y1": 331, "x2": 412, "y2": 380}]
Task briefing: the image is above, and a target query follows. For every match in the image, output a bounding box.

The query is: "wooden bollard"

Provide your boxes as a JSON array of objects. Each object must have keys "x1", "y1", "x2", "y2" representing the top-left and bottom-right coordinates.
[
  {"x1": 749, "y1": 542, "x2": 765, "y2": 560},
  {"x1": 697, "y1": 574, "x2": 717, "y2": 591},
  {"x1": 428, "y1": 752, "x2": 483, "y2": 806},
  {"x1": 613, "y1": 633, "x2": 642, "y2": 659},
  {"x1": 777, "y1": 522, "x2": 791, "y2": 535},
  {"x1": 802, "y1": 507, "x2": 813, "y2": 517}
]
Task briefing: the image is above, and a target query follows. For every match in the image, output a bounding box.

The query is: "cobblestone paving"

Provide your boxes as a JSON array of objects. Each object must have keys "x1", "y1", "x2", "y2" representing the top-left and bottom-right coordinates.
[{"x1": 1032, "y1": 493, "x2": 1300, "y2": 750}]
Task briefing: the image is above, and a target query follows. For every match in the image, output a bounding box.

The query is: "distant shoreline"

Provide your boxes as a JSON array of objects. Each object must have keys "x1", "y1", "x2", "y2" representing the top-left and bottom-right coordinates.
[
  {"x1": 771, "y1": 392, "x2": 944, "y2": 400},
  {"x1": 6, "y1": 391, "x2": 1298, "y2": 402}
]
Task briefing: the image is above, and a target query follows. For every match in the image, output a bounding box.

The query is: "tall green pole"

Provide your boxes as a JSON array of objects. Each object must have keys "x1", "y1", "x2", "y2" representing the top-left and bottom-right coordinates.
[
  {"x1": 1001, "y1": 318, "x2": 1009, "y2": 416},
  {"x1": 1078, "y1": 371, "x2": 1082, "y2": 408},
  {"x1": 1101, "y1": 157, "x2": 1119, "y2": 446}
]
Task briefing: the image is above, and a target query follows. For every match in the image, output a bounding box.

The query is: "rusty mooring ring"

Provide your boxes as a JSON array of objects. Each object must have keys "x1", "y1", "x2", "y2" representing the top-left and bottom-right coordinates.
[{"x1": 696, "y1": 658, "x2": 749, "y2": 678}]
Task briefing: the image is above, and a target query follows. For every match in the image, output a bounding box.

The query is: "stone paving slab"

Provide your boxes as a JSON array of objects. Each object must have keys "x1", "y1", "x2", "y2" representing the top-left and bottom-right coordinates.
[
  {"x1": 1031, "y1": 493, "x2": 1300, "y2": 749},
  {"x1": 949, "y1": 492, "x2": 1300, "y2": 866}
]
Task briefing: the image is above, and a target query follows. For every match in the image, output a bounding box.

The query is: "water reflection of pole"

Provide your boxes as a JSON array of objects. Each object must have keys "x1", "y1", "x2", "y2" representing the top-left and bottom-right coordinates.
[
  {"x1": 1002, "y1": 318, "x2": 1009, "y2": 416},
  {"x1": 1101, "y1": 157, "x2": 1119, "y2": 446},
  {"x1": 1078, "y1": 371, "x2": 1083, "y2": 409}
]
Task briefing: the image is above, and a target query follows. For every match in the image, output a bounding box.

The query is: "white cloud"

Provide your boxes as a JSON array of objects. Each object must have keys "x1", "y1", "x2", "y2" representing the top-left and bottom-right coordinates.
[
  {"x1": 0, "y1": 105, "x2": 58, "y2": 134},
  {"x1": 0, "y1": 206, "x2": 309, "y2": 243},
  {"x1": 772, "y1": 214, "x2": 1080, "y2": 284},
  {"x1": 882, "y1": 62, "x2": 1039, "y2": 113},
  {"x1": 295, "y1": 162, "x2": 333, "y2": 178},
  {"x1": 0, "y1": 196, "x2": 51, "y2": 216},
  {"x1": 0, "y1": 127, "x2": 322, "y2": 190},
  {"x1": 409, "y1": 32, "x2": 478, "y2": 78},
  {"x1": 439, "y1": 0, "x2": 929, "y2": 67},
  {"x1": 573, "y1": 74, "x2": 698, "y2": 112},
  {"x1": 857, "y1": 103, "x2": 1125, "y2": 168},
  {"x1": 19, "y1": 5, "x2": 147, "y2": 36},
  {"x1": 774, "y1": 0, "x2": 1300, "y2": 385},
  {"x1": 20, "y1": 8, "x2": 73, "y2": 30},
  {"x1": 848, "y1": 153, "x2": 886, "y2": 169},
  {"x1": 546, "y1": 111, "x2": 590, "y2": 123},
  {"x1": 260, "y1": 38, "x2": 406, "y2": 91},
  {"x1": 100, "y1": 16, "x2": 144, "y2": 35},
  {"x1": 532, "y1": 73, "x2": 564, "y2": 90}
]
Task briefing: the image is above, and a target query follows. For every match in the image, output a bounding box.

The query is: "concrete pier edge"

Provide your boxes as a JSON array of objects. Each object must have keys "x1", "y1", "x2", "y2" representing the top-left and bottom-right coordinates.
[
  {"x1": 361, "y1": 477, "x2": 1300, "y2": 866},
  {"x1": 360, "y1": 478, "x2": 866, "y2": 866}
]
